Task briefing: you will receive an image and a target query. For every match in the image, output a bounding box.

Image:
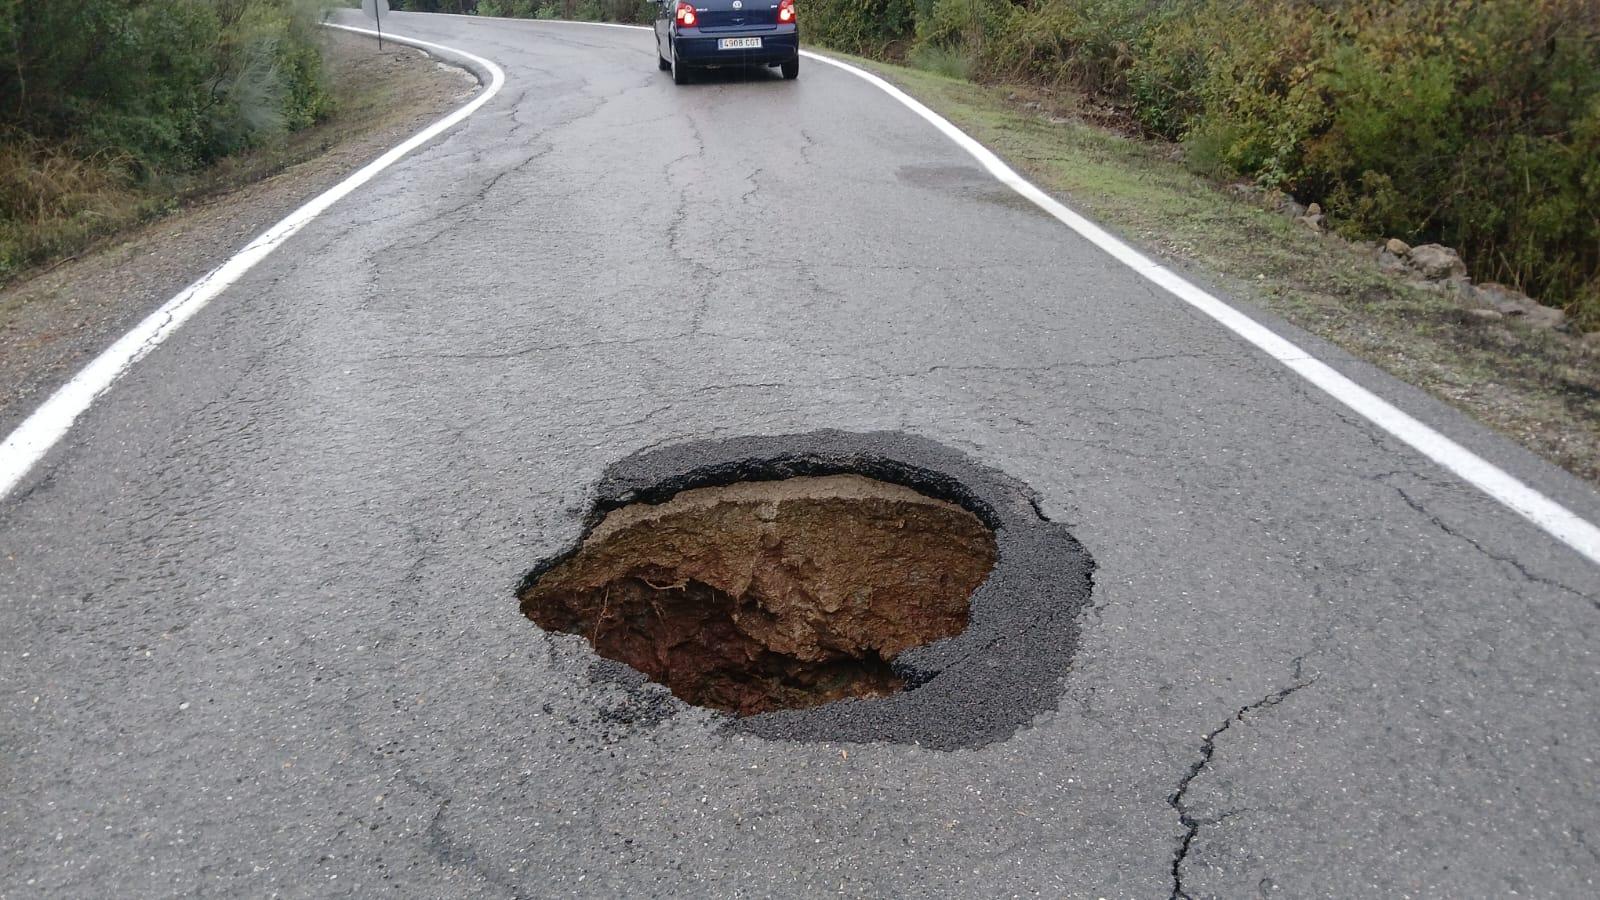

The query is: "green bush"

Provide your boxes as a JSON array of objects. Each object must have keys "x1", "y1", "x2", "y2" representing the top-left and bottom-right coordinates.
[
  {"x1": 902, "y1": 0, "x2": 1005, "y2": 78},
  {"x1": 908, "y1": 43, "x2": 973, "y2": 81},
  {"x1": 0, "y1": 0, "x2": 333, "y2": 172},
  {"x1": 1132, "y1": 0, "x2": 1600, "y2": 325},
  {"x1": 915, "y1": 0, "x2": 1005, "y2": 51},
  {"x1": 402, "y1": 1, "x2": 477, "y2": 11},
  {"x1": 603, "y1": 0, "x2": 655, "y2": 23},
  {"x1": 0, "y1": 0, "x2": 334, "y2": 277},
  {"x1": 803, "y1": 0, "x2": 917, "y2": 56},
  {"x1": 474, "y1": 0, "x2": 651, "y2": 23},
  {"x1": 981, "y1": 0, "x2": 1155, "y2": 96}
]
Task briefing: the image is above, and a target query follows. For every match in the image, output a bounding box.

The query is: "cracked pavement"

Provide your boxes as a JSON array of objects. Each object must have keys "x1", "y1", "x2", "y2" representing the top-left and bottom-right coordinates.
[{"x1": 3, "y1": 10, "x2": 1600, "y2": 897}]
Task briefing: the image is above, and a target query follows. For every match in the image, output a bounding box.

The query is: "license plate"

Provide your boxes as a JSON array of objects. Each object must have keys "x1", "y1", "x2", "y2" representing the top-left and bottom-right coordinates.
[{"x1": 717, "y1": 37, "x2": 762, "y2": 50}]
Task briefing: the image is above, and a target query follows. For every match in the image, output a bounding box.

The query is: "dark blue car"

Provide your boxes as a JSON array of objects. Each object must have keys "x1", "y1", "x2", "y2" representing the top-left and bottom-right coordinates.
[{"x1": 655, "y1": 0, "x2": 799, "y2": 83}]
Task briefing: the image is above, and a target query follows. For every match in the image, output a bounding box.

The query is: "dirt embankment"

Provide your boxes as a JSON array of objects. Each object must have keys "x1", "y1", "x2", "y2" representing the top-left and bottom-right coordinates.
[{"x1": 0, "y1": 30, "x2": 477, "y2": 435}]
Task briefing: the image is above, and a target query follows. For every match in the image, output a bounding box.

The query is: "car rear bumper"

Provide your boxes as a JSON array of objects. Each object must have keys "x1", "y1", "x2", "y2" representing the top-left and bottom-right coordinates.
[{"x1": 674, "y1": 26, "x2": 798, "y2": 67}]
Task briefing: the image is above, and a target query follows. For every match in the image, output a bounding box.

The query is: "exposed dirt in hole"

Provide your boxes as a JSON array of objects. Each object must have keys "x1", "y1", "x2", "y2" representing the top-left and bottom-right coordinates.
[{"x1": 520, "y1": 475, "x2": 998, "y2": 715}]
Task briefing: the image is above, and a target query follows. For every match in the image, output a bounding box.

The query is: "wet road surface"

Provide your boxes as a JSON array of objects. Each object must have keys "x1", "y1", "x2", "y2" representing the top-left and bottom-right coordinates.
[{"x1": 3, "y1": 10, "x2": 1598, "y2": 897}]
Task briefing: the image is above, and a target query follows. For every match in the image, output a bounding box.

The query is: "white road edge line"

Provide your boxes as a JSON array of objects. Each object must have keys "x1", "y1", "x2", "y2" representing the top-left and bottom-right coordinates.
[
  {"x1": 6, "y1": 16, "x2": 1598, "y2": 572},
  {"x1": 0, "y1": 24, "x2": 504, "y2": 501}
]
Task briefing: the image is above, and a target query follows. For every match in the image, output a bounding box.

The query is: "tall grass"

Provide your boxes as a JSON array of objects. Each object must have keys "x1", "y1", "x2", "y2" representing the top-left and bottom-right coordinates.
[{"x1": 908, "y1": 44, "x2": 974, "y2": 81}]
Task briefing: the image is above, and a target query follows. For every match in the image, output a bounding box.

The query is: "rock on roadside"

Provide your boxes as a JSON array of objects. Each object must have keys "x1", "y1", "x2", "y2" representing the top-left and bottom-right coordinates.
[
  {"x1": 1369, "y1": 238, "x2": 1569, "y2": 330},
  {"x1": 1407, "y1": 244, "x2": 1467, "y2": 281},
  {"x1": 1468, "y1": 282, "x2": 1566, "y2": 329}
]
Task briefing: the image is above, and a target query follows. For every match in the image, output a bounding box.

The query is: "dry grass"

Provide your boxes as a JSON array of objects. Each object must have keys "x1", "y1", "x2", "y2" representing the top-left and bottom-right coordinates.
[{"x1": 0, "y1": 138, "x2": 163, "y2": 277}]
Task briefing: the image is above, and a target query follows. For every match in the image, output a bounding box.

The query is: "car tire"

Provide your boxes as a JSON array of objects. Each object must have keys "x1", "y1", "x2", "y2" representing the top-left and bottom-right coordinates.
[
  {"x1": 658, "y1": 51, "x2": 671, "y2": 71},
  {"x1": 671, "y1": 48, "x2": 691, "y2": 85},
  {"x1": 780, "y1": 56, "x2": 799, "y2": 80}
]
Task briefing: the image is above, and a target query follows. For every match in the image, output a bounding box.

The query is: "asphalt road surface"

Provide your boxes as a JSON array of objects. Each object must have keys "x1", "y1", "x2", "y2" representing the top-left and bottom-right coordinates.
[{"x1": 5, "y1": 10, "x2": 1599, "y2": 897}]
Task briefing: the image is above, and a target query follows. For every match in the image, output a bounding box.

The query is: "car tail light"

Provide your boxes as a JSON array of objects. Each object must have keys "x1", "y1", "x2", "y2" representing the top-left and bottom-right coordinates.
[
  {"x1": 778, "y1": 0, "x2": 795, "y2": 23},
  {"x1": 675, "y1": 1, "x2": 697, "y2": 27}
]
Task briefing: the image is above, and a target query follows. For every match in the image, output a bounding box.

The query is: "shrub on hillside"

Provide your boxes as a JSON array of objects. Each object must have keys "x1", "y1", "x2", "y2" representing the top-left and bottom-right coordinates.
[
  {"x1": 981, "y1": 0, "x2": 1156, "y2": 97},
  {"x1": 402, "y1": 0, "x2": 478, "y2": 12},
  {"x1": 803, "y1": 0, "x2": 917, "y2": 55},
  {"x1": 0, "y1": 0, "x2": 333, "y2": 171},
  {"x1": 1135, "y1": 0, "x2": 1600, "y2": 325},
  {"x1": 906, "y1": 0, "x2": 1006, "y2": 77},
  {"x1": 915, "y1": 0, "x2": 1006, "y2": 51}
]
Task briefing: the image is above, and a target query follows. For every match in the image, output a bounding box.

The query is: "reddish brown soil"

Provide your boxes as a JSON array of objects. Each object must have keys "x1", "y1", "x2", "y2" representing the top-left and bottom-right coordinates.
[{"x1": 521, "y1": 475, "x2": 998, "y2": 715}]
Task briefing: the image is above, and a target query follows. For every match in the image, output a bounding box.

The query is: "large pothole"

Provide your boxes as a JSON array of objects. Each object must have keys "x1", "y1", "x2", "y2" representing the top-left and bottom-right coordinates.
[
  {"x1": 520, "y1": 475, "x2": 997, "y2": 715},
  {"x1": 520, "y1": 429, "x2": 1095, "y2": 749}
]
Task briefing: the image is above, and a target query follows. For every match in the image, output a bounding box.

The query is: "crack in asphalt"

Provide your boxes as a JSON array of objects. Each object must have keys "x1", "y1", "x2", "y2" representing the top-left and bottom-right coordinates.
[
  {"x1": 739, "y1": 166, "x2": 765, "y2": 206},
  {"x1": 502, "y1": 87, "x2": 533, "y2": 138},
  {"x1": 376, "y1": 143, "x2": 557, "y2": 256},
  {"x1": 659, "y1": 114, "x2": 718, "y2": 334},
  {"x1": 798, "y1": 128, "x2": 817, "y2": 166},
  {"x1": 0, "y1": 261, "x2": 296, "y2": 511},
  {"x1": 711, "y1": 260, "x2": 1045, "y2": 275},
  {"x1": 1383, "y1": 479, "x2": 1593, "y2": 607},
  {"x1": 376, "y1": 79, "x2": 635, "y2": 257},
  {"x1": 923, "y1": 352, "x2": 1221, "y2": 376},
  {"x1": 361, "y1": 342, "x2": 1221, "y2": 379},
  {"x1": 1167, "y1": 662, "x2": 1317, "y2": 900},
  {"x1": 385, "y1": 767, "x2": 529, "y2": 897},
  {"x1": 1245, "y1": 349, "x2": 1407, "y2": 464},
  {"x1": 365, "y1": 333, "x2": 701, "y2": 362}
]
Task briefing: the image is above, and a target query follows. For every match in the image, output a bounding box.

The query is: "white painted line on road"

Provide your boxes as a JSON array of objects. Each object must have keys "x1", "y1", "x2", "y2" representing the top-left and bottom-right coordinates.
[
  {"x1": 0, "y1": 25, "x2": 504, "y2": 501},
  {"x1": 804, "y1": 51, "x2": 1600, "y2": 567}
]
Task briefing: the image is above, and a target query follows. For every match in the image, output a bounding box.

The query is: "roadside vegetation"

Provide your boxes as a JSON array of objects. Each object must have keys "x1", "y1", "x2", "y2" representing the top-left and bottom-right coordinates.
[
  {"x1": 0, "y1": 0, "x2": 335, "y2": 283},
  {"x1": 807, "y1": 0, "x2": 1600, "y2": 333}
]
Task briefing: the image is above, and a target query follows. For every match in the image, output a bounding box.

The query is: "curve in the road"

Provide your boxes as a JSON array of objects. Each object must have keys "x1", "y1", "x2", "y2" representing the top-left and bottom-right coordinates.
[
  {"x1": 0, "y1": 24, "x2": 503, "y2": 499},
  {"x1": 1, "y1": 15, "x2": 1596, "y2": 573}
]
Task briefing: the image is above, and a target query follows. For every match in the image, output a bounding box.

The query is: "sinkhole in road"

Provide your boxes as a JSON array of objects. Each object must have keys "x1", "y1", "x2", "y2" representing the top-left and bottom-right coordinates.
[{"x1": 519, "y1": 474, "x2": 998, "y2": 716}]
